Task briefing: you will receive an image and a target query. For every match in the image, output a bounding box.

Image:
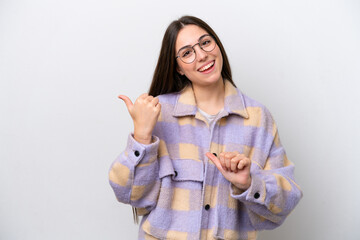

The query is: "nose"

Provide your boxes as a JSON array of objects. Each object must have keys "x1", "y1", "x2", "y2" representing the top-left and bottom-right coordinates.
[{"x1": 194, "y1": 44, "x2": 208, "y2": 61}]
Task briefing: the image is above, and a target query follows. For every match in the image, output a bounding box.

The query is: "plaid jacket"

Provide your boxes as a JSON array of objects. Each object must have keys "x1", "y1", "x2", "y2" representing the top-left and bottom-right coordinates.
[{"x1": 109, "y1": 80, "x2": 302, "y2": 240}]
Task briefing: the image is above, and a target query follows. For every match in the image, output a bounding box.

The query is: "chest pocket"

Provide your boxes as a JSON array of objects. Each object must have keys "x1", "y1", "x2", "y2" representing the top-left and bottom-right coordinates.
[{"x1": 142, "y1": 157, "x2": 204, "y2": 240}]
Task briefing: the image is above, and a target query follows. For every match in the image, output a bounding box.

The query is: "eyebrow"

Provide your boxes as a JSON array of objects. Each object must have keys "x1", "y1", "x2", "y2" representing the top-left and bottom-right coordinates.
[{"x1": 177, "y1": 34, "x2": 209, "y2": 53}]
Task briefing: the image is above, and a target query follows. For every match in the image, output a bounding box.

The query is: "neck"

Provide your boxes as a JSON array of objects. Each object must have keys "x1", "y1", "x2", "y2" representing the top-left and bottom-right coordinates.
[{"x1": 192, "y1": 78, "x2": 225, "y2": 115}]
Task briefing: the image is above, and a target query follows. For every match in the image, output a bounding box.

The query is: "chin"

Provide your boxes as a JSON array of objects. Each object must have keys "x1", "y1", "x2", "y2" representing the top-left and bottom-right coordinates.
[{"x1": 205, "y1": 72, "x2": 223, "y2": 84}]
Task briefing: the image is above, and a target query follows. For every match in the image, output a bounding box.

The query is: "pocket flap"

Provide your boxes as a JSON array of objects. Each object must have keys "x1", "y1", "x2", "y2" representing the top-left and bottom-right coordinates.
[
  {"x1": 159, "y1": 157, "x2": 204, "y2": 182},
  {"x1": 172, "y1": 159, "x2": 204, "y2": 182}
]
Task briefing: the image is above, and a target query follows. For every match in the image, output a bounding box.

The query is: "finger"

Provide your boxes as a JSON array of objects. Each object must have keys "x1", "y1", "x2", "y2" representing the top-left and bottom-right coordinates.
[
  {"x1": 118, "y1": 95, "x2": 133, "y2": 111},
  {"x1": 139, "y1": 93, "x2": 149, "y2": 99},
  {"x1": 223, "y1": 151, "x2": 240, "y2": 170},
  {"x1": 206, "y1": 152, "x2": 225, "y2": 174},
  {"x1": 155, "y1": 102, "x2": 161, "y2": 112},
  {"x1": 224, "y1": 155, "x2": 232, "y2": 170},
  {"x1": 224, "y1": 152, "x2": 237, "y2": 159},
  {"x1": 219, "y1": 153, "x2": 228, "y2": 171},
  {"x1": 244, "y1": 158, "x2": 251, "y2": 168},
  {"x1": 237, "y1": 160, "x2": 245, "y2": 170},
  {"x1": 151, "y1": 97, "x2": 159, "y2": 106},
  {"x1": 236, "y1": 153, "x2": 247, "y2": 159},
  {"x1": 145, "y1": 95, "x2": 154, "y2": 103},
  {"x1": 238, "y1": 158, "x2": 250, "y2": 170},
  {"x1": 230, "y1": 157, "x2": 240, "y2": 172},
  {"x1": 224, "y1": 152, "x2": 237, "y2": 170}
]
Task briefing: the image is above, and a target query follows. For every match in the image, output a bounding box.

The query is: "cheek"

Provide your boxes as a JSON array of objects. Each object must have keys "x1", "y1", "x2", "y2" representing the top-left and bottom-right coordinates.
[
  {"x1": 177, "y1": 63, "x2": 187, "y2": 75},
  {"x1": 180, "y1": 63, "x2": 196, "y2": 75},
  {"x1": 216, "y1": 50, "x2": 223, "y2": 69},
  {"x1": 216, "y1": 48, "x2": 223, "y2": 61}
]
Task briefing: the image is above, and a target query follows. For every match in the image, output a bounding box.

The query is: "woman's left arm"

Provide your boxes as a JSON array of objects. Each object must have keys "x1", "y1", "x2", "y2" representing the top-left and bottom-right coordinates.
[{"x1": 207, "y1": 114, "x2": 303, "y2": 230}]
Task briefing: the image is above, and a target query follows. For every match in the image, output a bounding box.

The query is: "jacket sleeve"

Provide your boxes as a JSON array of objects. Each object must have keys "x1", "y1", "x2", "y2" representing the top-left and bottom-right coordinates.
[
  {"x1": 109, "y1": 133, "x2": 160, "y2": 215},
  {"x1": 230, "y1": 111, "x2": 303, "y2": 230}
]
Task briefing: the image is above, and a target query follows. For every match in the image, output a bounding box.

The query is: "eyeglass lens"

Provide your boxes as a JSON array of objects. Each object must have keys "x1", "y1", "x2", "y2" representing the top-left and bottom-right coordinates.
[{"x1": 178, "y1": 35, "x2": 216, "y2": 64}]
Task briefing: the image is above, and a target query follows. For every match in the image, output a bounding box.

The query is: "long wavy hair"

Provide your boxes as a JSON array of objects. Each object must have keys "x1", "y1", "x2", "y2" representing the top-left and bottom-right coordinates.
[{"x1": 148, "y1": 16, "x2": 236, "y2": 96}]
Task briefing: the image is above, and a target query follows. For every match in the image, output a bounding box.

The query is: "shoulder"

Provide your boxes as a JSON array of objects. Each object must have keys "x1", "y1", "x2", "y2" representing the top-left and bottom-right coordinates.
[
  {"x1": 157, "y1": 92, "x2": 180, "y2": 106},
  {"x1": 156, "y1": 92, "x2": 181, "y2": 121},
  {"x1": 239, "y1": 91, "x2": 276, "y2": 130},
  {"x1": 238, "y1": 91, "x2": 266, "y2": 111}
]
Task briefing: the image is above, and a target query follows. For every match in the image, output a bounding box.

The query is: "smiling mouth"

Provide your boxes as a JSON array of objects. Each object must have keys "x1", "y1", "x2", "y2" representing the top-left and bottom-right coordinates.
[{"x1": 198, "y1": 61, "x2": 215, "y2": 72}]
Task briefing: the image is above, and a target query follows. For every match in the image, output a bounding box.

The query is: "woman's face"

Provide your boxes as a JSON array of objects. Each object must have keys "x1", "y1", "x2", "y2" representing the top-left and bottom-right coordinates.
[{"x1": 175, "y1": 24, "x2": 223, "y2": 88}]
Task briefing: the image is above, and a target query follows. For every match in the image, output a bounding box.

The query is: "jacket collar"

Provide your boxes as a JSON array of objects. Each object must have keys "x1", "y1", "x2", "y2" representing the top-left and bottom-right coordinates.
[{"x1": 172, "y1": 80, "x2": 249, "y2": 119}]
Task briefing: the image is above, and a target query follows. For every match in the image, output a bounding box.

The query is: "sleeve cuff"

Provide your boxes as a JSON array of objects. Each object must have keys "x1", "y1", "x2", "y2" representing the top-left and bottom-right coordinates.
[
  {"x1": 230, "y1": 173, "x2": 267, "y2": 204},
  {"x1": 125, "y1": 133, "x2": 160, "y2": 166}
]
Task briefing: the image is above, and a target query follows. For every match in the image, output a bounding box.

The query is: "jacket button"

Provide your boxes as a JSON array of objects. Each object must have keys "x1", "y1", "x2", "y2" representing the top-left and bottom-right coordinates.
[
  {"x1": 174, "y1": 171, "x2": 178, "y2": 177},
  {"x1": 204, "y1": 204, "x2": 210, "y2": 210},
  {"x1": 212, "y1": 153, "x2": 217, "y2": 157},
  {"x1": 134, "y1": 150, "x2": 140, "y2": 157},
  {"x1": 254, "y1": 192, "x2": 260, "y2": 199}
]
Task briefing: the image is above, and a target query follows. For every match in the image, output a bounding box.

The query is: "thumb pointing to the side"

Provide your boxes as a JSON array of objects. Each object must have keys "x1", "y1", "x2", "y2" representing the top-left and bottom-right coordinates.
[{"x1": 118, "y1": 95, "x2": 133, "y2": 112}]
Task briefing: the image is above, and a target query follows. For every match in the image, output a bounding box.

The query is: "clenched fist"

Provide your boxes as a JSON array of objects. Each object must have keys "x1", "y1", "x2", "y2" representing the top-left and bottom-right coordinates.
[{"x1": 118, "y1": 93, "x2": 161, "y2": 144}]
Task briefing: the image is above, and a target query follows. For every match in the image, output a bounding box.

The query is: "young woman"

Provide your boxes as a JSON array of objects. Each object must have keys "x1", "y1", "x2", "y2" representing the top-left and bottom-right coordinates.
[{"x1": 109, "y1": 16, "x2": 302, "y2": 240}]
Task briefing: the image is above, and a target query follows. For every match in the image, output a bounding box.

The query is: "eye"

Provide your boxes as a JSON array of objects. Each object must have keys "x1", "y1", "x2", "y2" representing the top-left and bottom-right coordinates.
[
  {"x1": 183, "y1": 51, "x2": 190, "y2": 57},
  {"x1": 201, "y1": 39, "x2": 212, "y2": 46},
  {"x1": 181, "y1": 48, "x2": 193, "y2": 58}
]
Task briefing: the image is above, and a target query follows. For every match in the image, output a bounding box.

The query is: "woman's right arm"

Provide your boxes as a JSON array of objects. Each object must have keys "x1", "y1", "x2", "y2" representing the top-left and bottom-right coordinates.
[
  {"x1": 109, "y1": 133, "x2": 160, "y2": 214},
  {"x1": 108, "y1": 93, "x2": 161, "y2": 214}
]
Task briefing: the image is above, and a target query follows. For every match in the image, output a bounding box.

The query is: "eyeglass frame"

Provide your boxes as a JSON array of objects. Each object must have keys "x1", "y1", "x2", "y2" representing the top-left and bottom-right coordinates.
[{"x1": 175, "y1": 34, "x2": 217, "y2": 64}]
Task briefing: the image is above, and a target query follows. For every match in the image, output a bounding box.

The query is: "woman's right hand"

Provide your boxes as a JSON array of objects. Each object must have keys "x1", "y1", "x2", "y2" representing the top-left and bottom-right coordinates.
[{"x1": 118, "y1": 93, "x2": 161, "y2": 145}]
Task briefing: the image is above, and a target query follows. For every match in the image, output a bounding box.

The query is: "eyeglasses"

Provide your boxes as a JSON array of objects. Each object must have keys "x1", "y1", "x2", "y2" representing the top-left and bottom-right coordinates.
[{"x1": 175, "y1": 34, "x2": 216, "y2": 64}]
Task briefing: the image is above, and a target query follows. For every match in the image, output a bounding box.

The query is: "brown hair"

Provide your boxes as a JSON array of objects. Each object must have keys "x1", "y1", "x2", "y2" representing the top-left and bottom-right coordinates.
[{"x1": 148, "y1": 16, "x2": 236, "y2": 96}]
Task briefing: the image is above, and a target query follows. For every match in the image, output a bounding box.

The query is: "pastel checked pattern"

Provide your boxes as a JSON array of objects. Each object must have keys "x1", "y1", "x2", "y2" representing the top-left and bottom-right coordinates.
[{"x1": 109, "y1": 80, "x2": 302, "y2": 240}]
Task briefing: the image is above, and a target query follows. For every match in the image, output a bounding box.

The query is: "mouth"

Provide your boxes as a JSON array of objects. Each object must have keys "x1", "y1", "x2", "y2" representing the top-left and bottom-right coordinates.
[{"x1": 198, "y1": 60, "x2": 215, "y2": 73}]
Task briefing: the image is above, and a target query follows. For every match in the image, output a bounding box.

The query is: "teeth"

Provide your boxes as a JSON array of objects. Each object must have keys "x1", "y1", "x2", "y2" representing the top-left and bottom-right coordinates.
[{"x1": 199, "y1": 61, "x2": 214, "y2": 72}]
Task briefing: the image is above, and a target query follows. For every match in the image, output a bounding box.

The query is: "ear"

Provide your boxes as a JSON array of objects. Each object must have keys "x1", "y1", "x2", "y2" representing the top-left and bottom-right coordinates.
[{"x1": 176, "y1": 65, "x2": 184, "y2": 75}]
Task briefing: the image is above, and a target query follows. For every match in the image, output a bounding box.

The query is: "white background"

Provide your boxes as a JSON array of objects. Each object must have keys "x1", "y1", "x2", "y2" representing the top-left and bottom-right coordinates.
[{"x1": 1, "y1": 0, "x2": 360, "y2": 239}]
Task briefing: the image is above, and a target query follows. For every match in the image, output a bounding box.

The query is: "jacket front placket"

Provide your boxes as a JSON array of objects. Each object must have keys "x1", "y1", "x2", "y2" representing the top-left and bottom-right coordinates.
[{"x1": 195, "y1": 109, "x2": 230, "y2": 239}]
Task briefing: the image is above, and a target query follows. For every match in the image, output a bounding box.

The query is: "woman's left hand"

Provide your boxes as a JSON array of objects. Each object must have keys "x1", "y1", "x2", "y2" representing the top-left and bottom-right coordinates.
[{"x1": 206, "y1": 151, "x2": 251, "y2": 191}]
